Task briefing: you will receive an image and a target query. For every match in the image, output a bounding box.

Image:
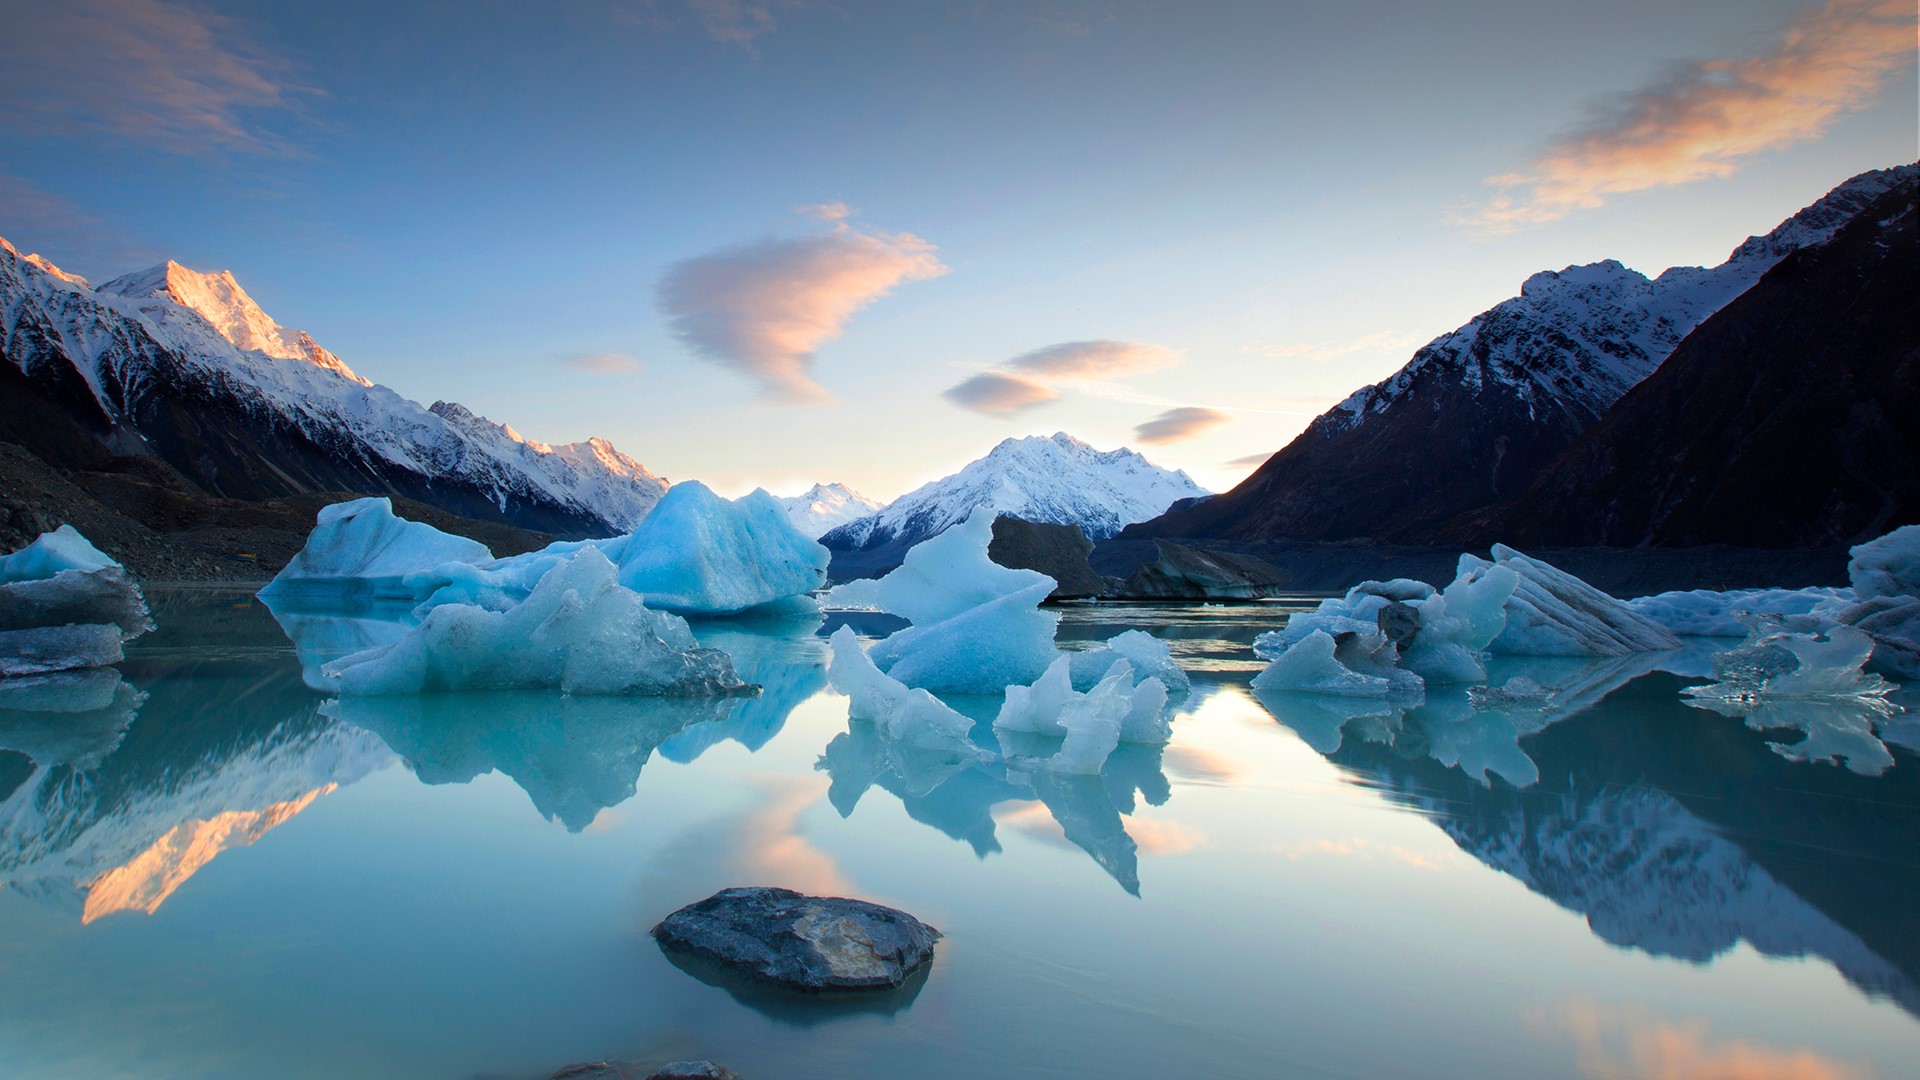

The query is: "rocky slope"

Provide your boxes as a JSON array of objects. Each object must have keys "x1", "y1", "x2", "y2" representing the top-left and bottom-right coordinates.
[
  {"x1": 0, "y1": 241, "x2": 667, "y2": 538},
  {"x1": 1127, "y1": 163, "x2": 1917, "y2": 546},
  {"x1": 1484, "y1": 177, "x2": 1918, "y2": 547}
]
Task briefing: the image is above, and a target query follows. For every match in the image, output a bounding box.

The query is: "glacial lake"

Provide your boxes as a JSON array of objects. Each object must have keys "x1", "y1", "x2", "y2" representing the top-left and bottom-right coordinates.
[{"x1": 2, "y1": 588, "x2": 1916, "y2": 1079}]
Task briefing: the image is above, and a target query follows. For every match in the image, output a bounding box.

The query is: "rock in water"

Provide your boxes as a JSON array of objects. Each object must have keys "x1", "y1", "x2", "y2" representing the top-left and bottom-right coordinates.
[
  {"x1": 1119, "y1": 539, "x2": 1291, "y2": 599},
  {"x1": 988, "y1": 517, "x2": 1105, "y2": 600},
  {"x1": 652, "y1": 887, "x2": 939, "y2": 992}
]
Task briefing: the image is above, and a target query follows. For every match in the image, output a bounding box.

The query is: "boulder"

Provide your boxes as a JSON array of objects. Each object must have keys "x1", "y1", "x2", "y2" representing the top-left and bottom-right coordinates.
[
  {"x1": 1117, "y1": 539, "x2": 1291, "y2": 599},
  {"x1": 988, "y1": 517, "x2": 1105, "y2": 600},
  {"x1": 652, "y1": 887, "x2": 939, "y2": 992}
]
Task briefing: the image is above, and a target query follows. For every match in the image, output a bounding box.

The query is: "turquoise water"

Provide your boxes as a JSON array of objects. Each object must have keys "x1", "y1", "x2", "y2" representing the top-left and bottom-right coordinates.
[{"x1": 1, "y1": 588, "x2": 1915, "y2": 1079}]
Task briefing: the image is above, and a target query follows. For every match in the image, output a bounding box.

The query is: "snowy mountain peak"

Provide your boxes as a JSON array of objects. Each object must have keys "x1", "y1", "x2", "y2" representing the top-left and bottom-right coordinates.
[
  {"x1": 823, "y1": 432, "x2": 1208, "y2": 558},
  {"x1": 778, "y1": 482, "x2": 883, "y2": 538},
  {"x1": 99, "y1": 259, "x2": 369, "y2": 385}
]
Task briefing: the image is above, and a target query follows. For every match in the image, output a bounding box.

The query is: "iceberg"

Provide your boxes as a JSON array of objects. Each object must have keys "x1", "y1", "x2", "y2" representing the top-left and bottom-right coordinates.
[
  {"x1": 1849, "y1": 523, "x2": 1920, "y2": 601},
  {"x1": 608, "y1": 482, "x2": 828, "y2": 614},
  {"x1": 1067, "y1": 629, "x2": 1191, "y2": 695},
  {"x1": 322, "y1": 547, "x2": 751, "y2": 696},
  {"x1": 1682, "y1": 615, "x2": 1895, "y2": 705},
  {"x1": 1627, "y1": 586, "x2": 1853, "y2": 638},
  {"x1": 1251, "y1": 630, "x2": 1423, "y2": 696},
  {"x1": 996, "y1": 658, "x2": 1171, "y2": 774},
  {"x1": 1469, "y1": 545, "x2": 1681, "y2": 656},
  {"x1": 830, "y1": 511, "x2": 1061, "y2": 694},
  {"x1": 0, "y1": 526, "x2": 153, "y2": 676},
  {"x1": 826, "y1": 626, "x2": 984, "y2": 752},
  {"x1": 260, "y1": 498, "x2": 493, "y2": 601}
]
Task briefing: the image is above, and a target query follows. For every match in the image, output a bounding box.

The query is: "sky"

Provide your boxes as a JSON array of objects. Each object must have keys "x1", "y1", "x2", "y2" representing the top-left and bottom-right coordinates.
[{"x1": 1, "y1": 0, "x2": 1914, "y2": 500}]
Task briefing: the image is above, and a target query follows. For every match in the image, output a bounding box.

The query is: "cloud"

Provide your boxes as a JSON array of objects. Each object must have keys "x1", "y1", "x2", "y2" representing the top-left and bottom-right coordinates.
[
  {"x1": 1256, "y1": 330, "x2": 1423, "y2": 363},
  {"x1": 1225, "y1": 452, "x2": 1272, "y2": 468},
  {"x1": 561, "y1": 351, "x2": 644, "y2": 375},
  {"x1": 1135, "y1": 406, "x2": 1232, "y2": 445},
  {"x1": 1456, "y1": 0, "x2": 1918, "y2": 231},
  {"x1": 0, "y1": 0, "x2": 307, "y2": 156},
  {"x1": 1270, "y1": 837, "x2": 1451, "y2": 872},
  {"x1": 657, "y1": 211, "x2": 947, "y2": 403},
  {"x1": 798, "y1": 201, "x2": 853, "y2": 222},
  {"x1": 1534, "y1": 1000, "x2": 1874, "y2": 1080},
  {"x1": 944, "y1": 338, "x2": 1185, "y2": 417},
  {"x1": 1006, "y1": 339, "x2": 1182, "y2": 379},
  {"x1": 942, "y1": 372, "x2": 1062, "y2": 416}
]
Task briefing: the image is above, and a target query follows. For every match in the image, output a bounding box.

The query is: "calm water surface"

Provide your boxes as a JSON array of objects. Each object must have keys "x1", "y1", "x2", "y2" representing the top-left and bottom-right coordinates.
[{"x1": 1, "y1": 588, "x2": 1915, "y2": 1079}]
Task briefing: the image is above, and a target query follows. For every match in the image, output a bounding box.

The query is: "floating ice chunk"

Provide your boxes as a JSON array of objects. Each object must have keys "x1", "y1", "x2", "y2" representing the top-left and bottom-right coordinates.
[
  {"x1": 1849, "y1": 523, "x2": 1920, "y2": 600},
  {"x1": 261, "y1": 497, "x2": 492, "y2": 601},
  {"x1": 1067, "y1": 630, "x2": 1190, "y2": 695},
  {"x1": 1832, "y1": 594, "x2": 1920, "y2": 679},
  {"x1": 611, "y1": 482, "x2": 827, "y2": 614},
  {"x1": 831, "y1": 511, "x2": 1061, "y2": 693},
  {"x1": 0, "y1": 524, "x2": 119, "y2": 581},
  {"x1": 1251, "y1": 630, "x2": 1423, "y2": 696},
  {"x1": 1471, "y1": 545, "x2": 1681, "y2": 656},
  {"x1": 1467, "y1": 676, "x2": 1557, "y2": 709},
  {"x1": 994, "y1": 656, "x2": 1079, "y2": 736},
  {"x1": 1682, "y1": 616, "x2": 1894, "y2": 704},
  {"x1": 1626, "y1": 586, "x2": 1854, "y2": 637},
  {"x1": 324, "y1": 547, "x2": 750, "y2": 696},
  {"x1": 826, "y1": 626, "x2": 981, "y2": 751},
  {"x1": 0, "y1": 526, "x2": 152, "y2": 677},
  {"x1": 1689, "y1": 697, "x2": 1899, "y2": 776},
  {"x1": 996, "y1": 658, "x2": 1171, "y2": 774},
  {"x1": 1253, "y1": 565, "x2": 1514, "y2": 687}
]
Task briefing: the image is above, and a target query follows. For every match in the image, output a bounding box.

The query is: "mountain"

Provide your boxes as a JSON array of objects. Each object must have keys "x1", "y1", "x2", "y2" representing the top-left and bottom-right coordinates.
[
  {"x1": 1127, "y1": 163, "x2": 1918, "y2": 546},
  {"x1": 822, "y1": 432, "x2": 1208, "y2": 577},
  {"x1": 0, "y1": 241, "x2": 667, "y2": 538},
  {"x1": 1481, "y1": 177, "x2": 1918, "y2": 548},
  {"x1": 777, "y1": 482, "x2": 883, "y2": 539}
]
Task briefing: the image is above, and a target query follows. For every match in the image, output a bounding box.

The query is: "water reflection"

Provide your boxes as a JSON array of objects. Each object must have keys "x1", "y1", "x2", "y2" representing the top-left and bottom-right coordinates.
[
  {"x1": 1269, "y1": 670, "x2": 1920, "y2": 1016},
  {"x1": 0, "y1": 662, "x2": 388, "y2": 920},
  {"x1": 323, "y1": 692, "x2": 743, "y2": 832}
]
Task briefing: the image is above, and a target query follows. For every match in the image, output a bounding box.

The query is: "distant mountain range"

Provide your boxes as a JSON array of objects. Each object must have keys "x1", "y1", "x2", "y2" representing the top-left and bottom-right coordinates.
[
  {"x1": 821, "y1": 432, "x2": 1208, "y2": 577},
  {"x1": 1129, "y1": 163, "x2": 1918, "y2": 549},
  {"x1": 0, "y1": 245, "x2": 667, "y2": 538},
  {"x1": 777, "y1": 482, "x2": 883, "y2": 539}
]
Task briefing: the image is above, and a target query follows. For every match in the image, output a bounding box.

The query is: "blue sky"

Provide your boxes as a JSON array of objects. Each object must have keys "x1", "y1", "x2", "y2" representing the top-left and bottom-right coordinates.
[{"x1": 1, "y1": 0, "x2": 1914, "y2": 498}]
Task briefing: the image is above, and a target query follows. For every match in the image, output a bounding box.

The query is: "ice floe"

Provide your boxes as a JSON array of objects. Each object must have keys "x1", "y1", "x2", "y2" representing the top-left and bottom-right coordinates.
[
  {"x1": 322, "y1": 547, "x2": 750, "y2": 696},
  {"x1": 1, "y1": 526, "x2": 153, "y2": 677}
]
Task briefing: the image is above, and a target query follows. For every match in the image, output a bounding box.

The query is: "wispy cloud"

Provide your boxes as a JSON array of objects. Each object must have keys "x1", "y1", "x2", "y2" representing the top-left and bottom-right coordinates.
[
  {"x1": 1225, "y1": 452, "x2": 1272, "y2": 468},
  {"x1": 1456, "y1": 0, "x2": 1918, "y2": 231},
  {"x1": 1006, "y1": 339, "x2": 1181, "y2": 379},
  {"x1": 1135, "y1": 406, "x2": 1232, "y2": 445},
  {"x1": 616, "y1": 0, "x2": 804, "y2": 53},
  {"x1": 942, "y1": 371, "x2": 1062, "y2": 417},
  {"x1": 657, "y1": 208, "x2": 947, "y2": 403},
  {"x1": 1253, "y1": 330, "x2": 1423, "y2": 364},
  {"x1": 561, "y1": 351, "x2": 644, "y2": 375},
  {"x1": 0, "y1": 173, "x2": 162, "y2": 278},
  {"x1": 0, "y1": 0, "x2": 308, "y2": 156},
  {"x1": 944, "y1": 338, "x2": 1184, "y2": 418}
]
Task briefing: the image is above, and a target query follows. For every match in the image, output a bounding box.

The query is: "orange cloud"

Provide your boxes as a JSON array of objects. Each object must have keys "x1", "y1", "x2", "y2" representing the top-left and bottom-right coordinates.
[
  {"x1": 562, "y1": 351, "x2": 644, "y2": 375},
  {"x1": 1128, "y1": 817, "x2": 1209, "y2": 856},
  {"x1": 733, "y1": 777, "x2": 857, "y2": 897},
  {"x1": 657, "y1": 212, "x2": 947, "y2": 403},
  {"x1": 1135, "y1": 406, "x2": 1232, "y2": 445},
  {"x1": 1005, "y1": 340, "x2": 1182, "y2": 380},
  {"x1": 1458, "y1": 0, "x2": 1918, "y2": 231},
  {"x1": 1539, "y1": 1000, "x2": 1876, "y2": 1080},
  {"x1": 943, "y1": 371, "x2": 1063, "y2": 416}
]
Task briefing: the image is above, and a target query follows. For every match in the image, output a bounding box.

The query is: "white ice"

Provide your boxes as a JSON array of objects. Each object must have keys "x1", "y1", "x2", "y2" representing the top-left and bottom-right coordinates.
[
  {"x1": 1682, "y1": 615, "x2": 1895, "y2": 704},
  {"x1": 1067, "y1": 629, "x2": 1190, "y2": 694},
  {"x1": 1251, "y1": 566, "x2": 1514, "y2": 690},
  {"x1": 996, "y1": 658, "x2": 1170, "y2": 774},
  {"x1": 1627, "y1": 586, "x2": 1853, "y2": 637},
  {"x1": 0, "y1": 526, "x2": 152, "y2": 676},
  {"x1": 829, "y1": 510, "x2": 1061, "y2": 694},
  {"x1": 261, "y1": 497, "x2": 492, "y2": 599},
  {"x1": 323, "y1": 546, "x2": 749, "y2": 696},
  {"x1": 826, "y1": 626, "x2": 981, "y2": 751},
  {"x1": 1251, "y1": 630, "x2": 1423, "y2": 696},
  {"x1": 1849, "y1": 523, "x2": 1920, "y2": 600},
  {"x1": 1470, "y1": 545, "x2": 1681, "y2": 656},
  {"x1": 603, "y1": 481, "x2": 827, "y2": 614}
]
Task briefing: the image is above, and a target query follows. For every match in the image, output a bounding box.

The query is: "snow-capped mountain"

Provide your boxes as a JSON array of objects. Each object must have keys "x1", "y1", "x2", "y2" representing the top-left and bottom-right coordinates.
[
  {"x1": 778, "y1": 482, "x2": 884, "y2": 539},
  {"x1": 0, "y1": 241, "x2": 667, "y2": 536},
  {"x1": 1131, "y1": 163, "x2": 1918, "y2": 545},
  {"x1": 823, "y1": 432, "x2": 1208, "y2": 570}
]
